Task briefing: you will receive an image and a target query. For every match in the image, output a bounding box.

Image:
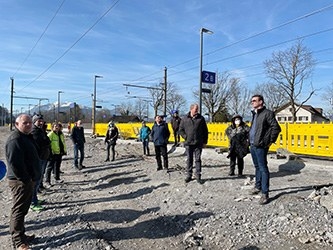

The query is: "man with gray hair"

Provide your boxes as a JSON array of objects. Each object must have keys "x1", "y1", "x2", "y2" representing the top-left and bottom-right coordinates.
[
  {"x1": 6, "y1": 114, "x2": 40, "y2": 250},
  {"x1": 178, "y1": 104, "x2": 208, "y2": 184}
]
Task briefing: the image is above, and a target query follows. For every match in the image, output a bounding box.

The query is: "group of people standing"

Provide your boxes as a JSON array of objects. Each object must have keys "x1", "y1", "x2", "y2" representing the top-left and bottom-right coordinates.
[
  {"x1": 4, "y1": 94, "x2": 280, "y2": 249},
  {"x1": 139, "y1": 96, "x2": 280, "y2": 205},
  {"x1": 4, "y1": 115, "x2": 86, "y2": 250},
  {"x1": 139, "y1": 104, "x2": 209, "y2": 184},
  {"x1": 225, "y1": 94, "x2": 281, "y2": 205}
]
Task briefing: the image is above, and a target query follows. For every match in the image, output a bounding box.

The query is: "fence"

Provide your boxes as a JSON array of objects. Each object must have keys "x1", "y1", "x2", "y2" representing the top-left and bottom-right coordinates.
[{"x1": 92, "y1": 122, "x2": 333, "y2": 158}]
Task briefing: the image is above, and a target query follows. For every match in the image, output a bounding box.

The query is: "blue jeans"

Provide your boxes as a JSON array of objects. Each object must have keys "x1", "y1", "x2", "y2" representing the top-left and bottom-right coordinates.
[
  {"x1": 250, "y1": 146, "x2": 269, "y2": 195},
  {"x1": 142, "y1": 139, "x2": 150, "y2": 155},
  {"x1": 74, "y1": 143, "x2": 84, "y2": 166},
  {"x1": 31, "y1": 159, "x2": 46, "y2": 205}
]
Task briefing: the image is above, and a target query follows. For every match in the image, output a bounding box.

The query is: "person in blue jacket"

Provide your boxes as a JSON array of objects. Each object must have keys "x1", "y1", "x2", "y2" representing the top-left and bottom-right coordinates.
[
  {"x1": 151, "y1": 115, "x2": 170, "y2": 170},
  {"x1": 139, "y1": 121, "x2": 151, "y2": 156}
]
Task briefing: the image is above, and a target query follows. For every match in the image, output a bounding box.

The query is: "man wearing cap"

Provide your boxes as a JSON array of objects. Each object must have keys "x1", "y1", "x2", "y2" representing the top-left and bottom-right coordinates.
[
  {"x1": 171, "y1": 110, "x2": 181, "y2": 146},
  {"x1": 30, "y1": 114, "x2": 51, "y2": 211},
  {"x1": 6, "y1": 114, "x2": 40, "y2": 250}
]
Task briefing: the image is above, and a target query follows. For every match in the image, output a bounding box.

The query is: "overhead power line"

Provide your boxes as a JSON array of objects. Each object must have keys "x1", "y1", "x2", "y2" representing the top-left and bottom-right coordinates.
[
  {"x1": 129, "y1": 4, "x2": 333, "y2": 84},
  {"x1": 12, "y1": 0, "x2": 66, "y2": 77},
  {"x1": 19, "y1": 0, "x2": 121, "y2": 92}
]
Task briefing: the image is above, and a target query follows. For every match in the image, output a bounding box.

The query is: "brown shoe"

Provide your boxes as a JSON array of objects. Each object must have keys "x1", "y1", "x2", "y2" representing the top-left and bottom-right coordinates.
[
  {"x1": 17, "y1": 244, "x2": 31, "y2": 250},
  {"x1": 259, "y1": 194, "x2": 269, "y2": 205},
  {"x1": 249, "y1": 187, "x2": 261, "y2": 195}
]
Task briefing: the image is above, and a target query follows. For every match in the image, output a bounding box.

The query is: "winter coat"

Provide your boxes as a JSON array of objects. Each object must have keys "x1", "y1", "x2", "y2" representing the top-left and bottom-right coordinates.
[
  {"x1": 171, "y1": 116, "x2": 181, "y2": 132},
  {"x1": 71, "y1": 126, "x2": 86, "y2": 145},
  {"x1": 105, "y1": 126, "x2": 119, "y2": 145},
  {"x1": 48, "y1": 131, "x2": 67, "y2": 155},
  {"x1": 250, "y1": 106, "x2": 281, "y2": 148},
  {"x1": 151, "y1": 121, "x2": 170, "y2": 146},
  {"x1": 31, "y1": 125, "x2": 51, "y2": 160},
  {"x1": 5, "y1": 129, "x2": 41, "y2": 183},
  {"x1": 139, "y1": 126, "x2": 151, "y2": 141},
  {"x1": 225, "y1": 123, "x2": 250, "y2": 158},
  {"x1": 178, "y1": 112, "x2": 208, "y2": 146}
]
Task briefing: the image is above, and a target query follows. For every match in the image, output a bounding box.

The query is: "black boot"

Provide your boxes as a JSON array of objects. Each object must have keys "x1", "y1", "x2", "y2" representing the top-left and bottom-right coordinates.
[
  {"x1": 228, "y1": 167, "x2": 235, "y2": 176},
  {"x1": 238, "y1": 168, "x2": 244, "y2": 177}
]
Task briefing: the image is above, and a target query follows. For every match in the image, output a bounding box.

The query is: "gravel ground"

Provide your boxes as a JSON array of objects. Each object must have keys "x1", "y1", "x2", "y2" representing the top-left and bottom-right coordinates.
[{"x1": 1, "y1": 127, "x2": 333, "y2": 250}]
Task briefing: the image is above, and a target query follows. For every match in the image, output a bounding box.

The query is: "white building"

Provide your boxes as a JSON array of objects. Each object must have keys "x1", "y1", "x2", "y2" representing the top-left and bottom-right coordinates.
[{"x1": 275, "y1": 102, "x2": 329, "y2": 123}]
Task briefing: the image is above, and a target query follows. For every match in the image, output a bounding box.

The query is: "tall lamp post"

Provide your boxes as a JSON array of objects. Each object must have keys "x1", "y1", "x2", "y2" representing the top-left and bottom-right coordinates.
[
  {"x1": 57, "y1": 91, "x2": 64, "y2": 121},
  {"x1": 199, "y1": 27, "x2": 213, "y2": 115},
  {"x1": 92, "y1": 75, "x2": 103, "y2": 135}
]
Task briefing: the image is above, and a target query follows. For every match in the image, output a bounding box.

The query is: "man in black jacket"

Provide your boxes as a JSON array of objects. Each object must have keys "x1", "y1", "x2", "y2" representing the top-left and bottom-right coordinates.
[
  {"x1": 30, "y1": 114, "x2": 50, "y2": 211},
  {"x1": 70, "y1": 120, "x2": 86, "y2": 170},
  {"x1": 151, "y1": 115, "x2": 170, "y2": 170},
  {"x1": 6, "y1": 114, "x2": 40, "y2": 250},
  {"x1": 170, "y1": 110, "x2": 181, "y2": 146},
  {"x1": 249, "y1": 94, "x2": 281, "y2": 205},
  {"x1": 178, "y1": 104, "x2": 208, "y2": 183}
]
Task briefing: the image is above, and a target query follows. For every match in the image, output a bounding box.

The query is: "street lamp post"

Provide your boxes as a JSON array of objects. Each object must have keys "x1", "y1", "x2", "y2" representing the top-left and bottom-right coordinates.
[
  {"x1": 92, "y1": 75, "x2": 103, "y2": 135},
  {"x1": 199, "y1": 27, "x2": 213, "y2": 115},
  {"x1": 57, "y1": 91, "x2": 64, "y2": 121}
]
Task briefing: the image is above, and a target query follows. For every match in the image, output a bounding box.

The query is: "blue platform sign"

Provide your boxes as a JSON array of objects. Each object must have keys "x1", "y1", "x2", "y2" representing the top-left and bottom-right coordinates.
[{"x1": 202, "y1": 71, "x2": 216, "y2": 84}]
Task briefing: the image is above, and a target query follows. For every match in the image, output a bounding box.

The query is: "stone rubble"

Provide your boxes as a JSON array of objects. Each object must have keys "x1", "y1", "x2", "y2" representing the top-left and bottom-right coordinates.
[{"x1": 0, "y1": 130, "x2": 333, "y2": 249}]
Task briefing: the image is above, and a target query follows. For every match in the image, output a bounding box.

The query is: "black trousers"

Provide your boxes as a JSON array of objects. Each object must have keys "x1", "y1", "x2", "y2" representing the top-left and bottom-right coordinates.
[
  {"x1": 154, "y1": 145, "x2": 168, "y2": 169},
  {"x1": 106, "y1": 142, "x2": 116, "y2": 160},
  {"x1": 229, "y1": 154, "x2": 244, "y2": 175},
  {"x1": 45, "y1": 154, "x2": 63, "y2": 182}
]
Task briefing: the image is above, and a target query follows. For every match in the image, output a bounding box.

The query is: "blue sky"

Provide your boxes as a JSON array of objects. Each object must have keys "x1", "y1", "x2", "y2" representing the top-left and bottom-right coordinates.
[{"x1": 0, "y1": 0, "x2": 333, "y2": 115}]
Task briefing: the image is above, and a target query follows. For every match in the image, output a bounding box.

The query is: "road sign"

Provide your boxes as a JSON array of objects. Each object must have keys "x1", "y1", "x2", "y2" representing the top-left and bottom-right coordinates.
[
  {"x1": 96, "y1": 105, "x2": 102, "y2": 108},
  {"x1": 201, "y1": 88, "x2": 211, "y2": 93},
  {"x1": 202, "y1": 71, "x2": 216, "y2": 84}
]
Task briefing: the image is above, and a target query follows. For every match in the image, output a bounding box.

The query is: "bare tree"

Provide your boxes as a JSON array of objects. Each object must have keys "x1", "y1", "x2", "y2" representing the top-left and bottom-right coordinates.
[
  {"x1": 134, "y1": 99, "x2": 148, "y2": 121},
  {"x1": 264, "y1": 40, "x2": 316, "y2": 122},
  {"x1": 166, "y1": 82, "x2": 186, "y2": 115},
  {"x1": 119, "y1": 102, "x2": 134, "y2": 116},
  {"x1": 149, "y1": 84, "x2": 164, "y2": 118},
  {"x1": 148, "y1": 82, "x2": 186, "y2": 118},
  {"x1": 226, "y1": 79, "x2": 252, "y2": 117},
  {"x1": 194, "y1": 71, "x2": 233, "y2": 122},
  {"x1": 322, "y1": 80, "x2": 333, "y2": 120},
  {"x1": 254, "y1": 82, "x2": 288, "y2": 111}
]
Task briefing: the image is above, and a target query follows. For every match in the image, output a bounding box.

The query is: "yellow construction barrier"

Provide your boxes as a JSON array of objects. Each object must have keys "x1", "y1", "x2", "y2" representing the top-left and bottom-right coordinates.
[{"x1": 92, "y1": 121, "x2": 333, "y2": 158}]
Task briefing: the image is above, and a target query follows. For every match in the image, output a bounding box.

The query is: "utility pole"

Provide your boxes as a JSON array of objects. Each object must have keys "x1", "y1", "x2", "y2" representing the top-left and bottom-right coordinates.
[
  {"x1": 123, "y1": 68, "x2": 168, "y2": 118},
  {"x1": 1, "y1": 103, "x2": 4, "y2": 126},
  {"x1": 10, "y1": 77, "x2": 14, "y2": 131},
  {"x1": 163, "y1": 67, "x2": 167, "y2": 117}
]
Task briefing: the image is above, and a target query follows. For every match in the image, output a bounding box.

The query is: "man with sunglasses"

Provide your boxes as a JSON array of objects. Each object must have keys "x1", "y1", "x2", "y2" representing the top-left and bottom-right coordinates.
[{"x1": 249, "y1": 94, "x2": 281, "y2": 205}]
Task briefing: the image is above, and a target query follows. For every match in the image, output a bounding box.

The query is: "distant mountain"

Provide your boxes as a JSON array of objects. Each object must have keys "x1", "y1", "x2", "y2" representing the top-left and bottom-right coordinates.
[{"x1": 30, "y1": 102, "x2": 91, "y2": 116}]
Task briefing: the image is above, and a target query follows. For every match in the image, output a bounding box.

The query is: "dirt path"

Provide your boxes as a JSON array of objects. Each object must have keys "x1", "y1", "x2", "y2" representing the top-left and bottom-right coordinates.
[{"x1": 1, "y1": 129, "x2": 333, "y2": 249}]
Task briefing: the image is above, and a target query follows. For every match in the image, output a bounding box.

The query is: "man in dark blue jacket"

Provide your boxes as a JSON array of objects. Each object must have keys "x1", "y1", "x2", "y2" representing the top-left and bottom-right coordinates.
[
  {"x1": 151, "y1": 115, "x2": 170, "y2": 170},
  {"x1": 249, "y1": 94, "x2": 281, "y2": 205},
  {"x1": 70, "y1": 120, "x2": 86, "y2": 169},
  {"x1": 6, "y1": 114, "x2": 40, "y2": 250},
  {"x1": 179, "y1": 104, "x2": 208, "y2": 184}
]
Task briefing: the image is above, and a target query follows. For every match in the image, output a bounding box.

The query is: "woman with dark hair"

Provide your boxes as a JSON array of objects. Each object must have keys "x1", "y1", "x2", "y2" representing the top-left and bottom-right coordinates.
[{"x1": 225, "y1": 114, "x2": 250, "y2": 177}]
